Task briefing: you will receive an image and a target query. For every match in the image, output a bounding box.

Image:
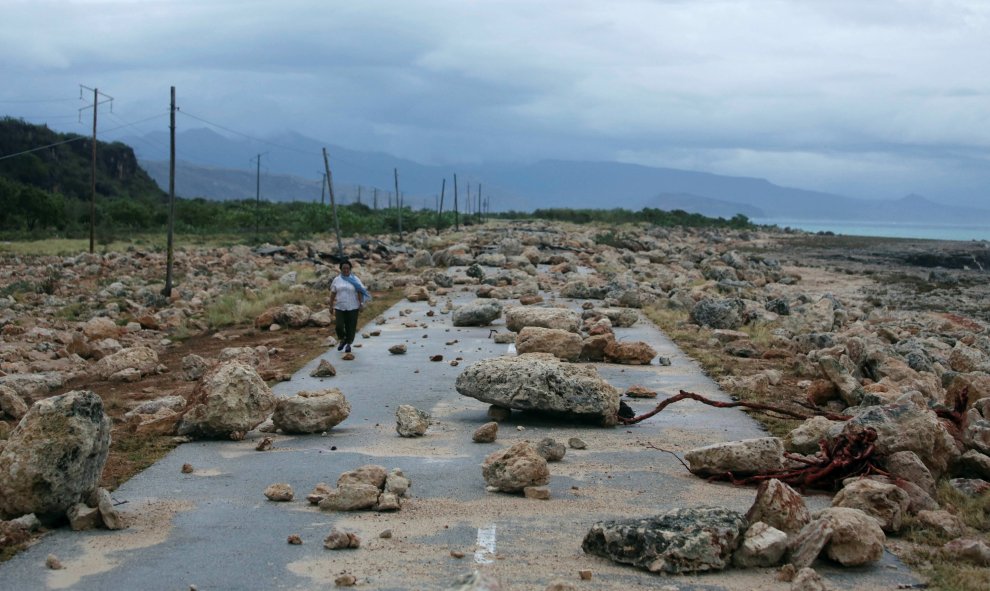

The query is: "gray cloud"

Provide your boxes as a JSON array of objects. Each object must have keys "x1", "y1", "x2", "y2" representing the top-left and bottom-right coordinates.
[{"x1": 2, "y1": 0, "x2": 989, "y2": 206}]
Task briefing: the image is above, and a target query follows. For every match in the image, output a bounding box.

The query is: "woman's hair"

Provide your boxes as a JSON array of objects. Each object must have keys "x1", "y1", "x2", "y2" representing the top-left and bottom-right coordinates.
[{"x1": 339, "y1": 259, "x2": 352, "y2": 270}]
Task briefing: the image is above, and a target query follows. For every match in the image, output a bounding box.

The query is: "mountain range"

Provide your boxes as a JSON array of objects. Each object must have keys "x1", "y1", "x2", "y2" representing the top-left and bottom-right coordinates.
[{"x1": 124, "y1": 128, "x2": 990, "y2": 224}]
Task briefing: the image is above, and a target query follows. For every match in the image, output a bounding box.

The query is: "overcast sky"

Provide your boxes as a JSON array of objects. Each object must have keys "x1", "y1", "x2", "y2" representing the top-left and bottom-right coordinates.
[{"x1": 2, "y1": 0, "x2": 989, "y2": 207}]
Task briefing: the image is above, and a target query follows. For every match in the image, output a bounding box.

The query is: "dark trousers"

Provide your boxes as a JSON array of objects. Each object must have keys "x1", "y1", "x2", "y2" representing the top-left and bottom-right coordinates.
[{"x1": 335, "y1": 309, "x2": 359, "y2": 345}]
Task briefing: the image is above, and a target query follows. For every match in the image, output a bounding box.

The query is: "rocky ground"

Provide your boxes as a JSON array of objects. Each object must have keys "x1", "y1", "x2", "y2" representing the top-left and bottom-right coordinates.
[{"x1": 1, "y1": 222, "x2": 989, "y2": 589}]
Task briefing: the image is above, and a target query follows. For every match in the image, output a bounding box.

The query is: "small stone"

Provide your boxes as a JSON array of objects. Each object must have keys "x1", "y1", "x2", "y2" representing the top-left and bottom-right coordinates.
[
  {"x1": 334, "y1": 574, "x2": 357, "y2": 587},
  {"x1": 46, "y1": 554, "x2": 63, "y2": 569},
  {"x1": 625, "y1": 385, "x2": 657, "y2": 398},
  {"x1": 264, "y1": 483, "x2": 294, "y2": 502},
  {"x1": 430, "y1": 354, "x2": 443, "y2": 362},
  {"x1": 524, "y1": 486, "x2": 551, "y2": 500},
  {"x1": 578, "y1": 569, "x2": 592, "y2": 580},
  {"x1": 255, "y1": 437, "x2": 273, "y2": 451},
  {"x1": 287, "y1": 534, "x2": 302, "y2": 545},
  {"x1": 389, "y1": 344, "x2": 408, "y2": 355},
  {"x1": 379, "y1": 529, "x2": 393, "y2": 539},
  {"x1": 181, "y1": 463, "x2": 194, "y2": 474},
  {"x1": 309, "y1": 359, "x2": 337, "y2": 378},
  {"x1": 791, "y1": 567, "x2": 826, "y2": 591},
  {"x1": 324, "y1": 527, "x2": 361, "y2": 550},
  {"x1": 449, "y1": 360, "x2": 459, "y2": 367},
  {"x1": 536, "y1": 438, "x2": 566, "y2": 462},
  {"x1": 341, "y1": 353, "x2": 355, "y2": 361},
  {"x1": 516, "y1": 425, "x2": 525, "y2": 431},
  {"x1": 450, "y1": 550, "x2": 465, "y2": 558},
  {"x1": 473, "y1": 422, "x2": 498, "y2": 443},
  {"x1": 568, "y1": 437, "x2": 587, "y2": 450},
  {"x1": 777, "y1": 563, "x2": 796, "y2": 582},
  {"x1": 544, "y1": 581, "x2": 578, "y2": 591}
]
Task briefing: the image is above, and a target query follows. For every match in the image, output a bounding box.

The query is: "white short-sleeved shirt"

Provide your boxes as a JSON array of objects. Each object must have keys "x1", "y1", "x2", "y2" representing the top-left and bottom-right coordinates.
[{"x1": 331, "y1": 274, "x2": 365, "y2": 311}]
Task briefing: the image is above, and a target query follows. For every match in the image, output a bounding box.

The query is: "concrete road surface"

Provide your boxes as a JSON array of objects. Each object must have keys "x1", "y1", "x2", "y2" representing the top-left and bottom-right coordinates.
[{"x1": 0, "y1": 288, "x2": 920, "y2": 590}]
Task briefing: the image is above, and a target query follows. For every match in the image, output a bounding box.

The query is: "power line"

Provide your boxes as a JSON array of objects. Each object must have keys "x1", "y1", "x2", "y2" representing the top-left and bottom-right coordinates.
[
  {"x1": 0, "y1": 136, "x2": 87, "y2": 161},
  {"x1": 0, "y1": 112, "x2": 167, "y2": 162},
  {"x1": 0, "y1": 97, "x2": 77, "y2": 104},
  {"x1": 178, "y1": 110, "x2": 313, "y2": 157}
]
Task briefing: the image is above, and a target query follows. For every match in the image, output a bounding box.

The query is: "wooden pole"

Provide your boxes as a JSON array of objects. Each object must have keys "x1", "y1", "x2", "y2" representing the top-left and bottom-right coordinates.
[
  {"x1": 163, "y1": 86, "x2": 177, "y2": 297},
  {"x1": 394, "y1": 168, "x2": 402, "y2": 241},
  {"x1": 477, "y1": 183, "x2": 482, "y2": 223},
  {"x1": 373, "y1": 188, "x2": 378, "y2": 210},
  {"x1": 453, "y1": 173, "x2": 459, "y2": 231},
  {"x1": 321, "y1": 173, "x2": 326, "y2": 206},
  {"x1": 322, "y1": 148, "x2": 344, "y2": 257},
  {"x1": 254, "y1": 153, "x2": 261, "y2": 239},
  {"x1": 437, "y1": 177, "x2": 445, "y2": 235},
  {"x1": 357, "y1": 185, "x2": 362, "y2": 205},
  {"x1": 89, "y1": 87, "x2": 97, "y2": 253}
]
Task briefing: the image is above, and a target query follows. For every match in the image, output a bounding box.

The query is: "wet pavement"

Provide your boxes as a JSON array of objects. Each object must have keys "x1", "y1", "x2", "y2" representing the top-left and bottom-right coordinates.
[{"x1": 0, "y1": 287, "x2": 920, "y2": 590}]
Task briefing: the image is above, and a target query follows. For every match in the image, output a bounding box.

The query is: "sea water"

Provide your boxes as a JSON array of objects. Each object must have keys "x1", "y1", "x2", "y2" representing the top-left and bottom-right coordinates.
[{"x1": 754, "y1": 219, "x2": 990, "y2": 242}]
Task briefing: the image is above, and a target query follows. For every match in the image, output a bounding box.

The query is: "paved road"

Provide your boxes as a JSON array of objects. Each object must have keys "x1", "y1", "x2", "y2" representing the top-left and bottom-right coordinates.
[{"x1": 1, "y1": 287, "x2": 920, "y2": 590}]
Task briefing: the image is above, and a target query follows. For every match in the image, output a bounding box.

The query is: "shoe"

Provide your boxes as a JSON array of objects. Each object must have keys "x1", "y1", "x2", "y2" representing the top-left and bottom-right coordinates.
[
  {"x1": 337, "y1": 342, "x2": 345, "y2": 351},
  {"x1": 345, "y1": 344, "x2": 352, "y2": 353}
]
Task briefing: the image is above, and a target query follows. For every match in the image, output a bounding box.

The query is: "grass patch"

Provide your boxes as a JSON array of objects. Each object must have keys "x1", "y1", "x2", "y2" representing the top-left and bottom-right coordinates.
[
  {"x1": 0, "y1": 234, "x2": 249, "y2": 257},
  {"x1": 101, "y1": 431, "x2": 178, "y2": 491},
  {"x1": 642, "y1": 303, "x2": 801, "y2": 437}
]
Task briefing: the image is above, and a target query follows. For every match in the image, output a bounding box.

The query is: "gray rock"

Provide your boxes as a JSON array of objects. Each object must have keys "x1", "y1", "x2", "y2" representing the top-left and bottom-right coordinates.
[
  {"x1": 67, "y1": 503, "x2": 101, "y2": 531},
  {"x1": 733, "y1": 521, "x2": 788, "y2": 568},
  {"x1": 788, "y1": 519, "x2": 833, "y2": 569},
  {"x1": 445, "y1": 570, "x2": 503, "y2": 591},
  {"x1": 272, "y1": 388, "x2": 350, "y2": 434},
  {"x1": 884, "y1": 450, "x2": 936, "y2": 496},
  {"x1": 456, "y1": 353, "x2": 620, "y2": 426},
  {"x1": 954, "y1": 450, "x2": 990, "y2": 480},
  {"x1": 504, "y1": 307, "x2": 580, "y2": 333},
  {"x1": 94, "y1": 346, "x2": 159, "y2": 380},
  {"x1": 831, "y1": 478, "x2": 909, "y2": 533},
  {"x1": 943, "y1": 538, "x2": 990, "y2": 566},
  {"x1": 536, "y1": 438, "x2": 566, "y2": 462},
  {"x1": 0, "y1": 385, "x2": 29, "y2": 420},
  {"x1": 396, "y1": 404, "x2": 430, "y2": 437},
  {"x1": 831, "y1": 393, "x2": 959, "y2": 478},
  {"x1": 515, "y1": 327, "x2": 582, "y2": 361},
  {"x1": 452, "y1": 300, "x2": 503, "y2": 327},
  {"x1": 309, "y1": 359, "x2": 337, "y2": 377},
  {"x1": 482, "y1": 442, "x2": 550, "y2": 493},
  {"x1": 319, "y1": 483, "x2": 381, "y2": 511},
  {"x1": 92, "y1": 487, "x2": 124, "y2": 530},
  {"x1": 690, "y1": 298, "x2": 744, "y2": 330},
  {"x1": 177, "y1": 361, "x2": 276, "y2": 439},
  {"x1": 582, "y1": 506, "x2": 747, "y2": 573},
  {"x1": 784, "y1": 416, "x2": 840, "y2": 455},
  {"x1": 472, "y1": 422, "x2": 498, "y2": 443},
  {"x1": 818, "y1": 356, "x2": 865, "y2": 406},
  {"x1": 817, "y1": 507, "x2": 886, "y2": 566},
  {"x1": 746, "y1": 478, "x2": 811, "y2": 535},
  {"x1": 0, "y1": 390, "x2": 111, "y2": 520},
  {"x1": 791, "y1": 567, "x2": 827, "y2": 591},
  {"x1": 684, "y1": 437, "x2": 787, "y2": 477}
]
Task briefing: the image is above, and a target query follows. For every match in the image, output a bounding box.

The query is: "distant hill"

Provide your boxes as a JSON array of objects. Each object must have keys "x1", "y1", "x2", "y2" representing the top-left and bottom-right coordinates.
[
  {"x1": 0, "y1": 117, "x2": 164, "y2": 202},
  {"x1": 124, "y1": 128, "x2": 990, "y2": 224}
]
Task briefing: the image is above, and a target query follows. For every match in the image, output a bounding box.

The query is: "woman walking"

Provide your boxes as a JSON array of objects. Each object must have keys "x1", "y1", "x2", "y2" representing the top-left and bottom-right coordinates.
[{"x1": 329, "y1": 260, "x2": 371, "y2": 353}]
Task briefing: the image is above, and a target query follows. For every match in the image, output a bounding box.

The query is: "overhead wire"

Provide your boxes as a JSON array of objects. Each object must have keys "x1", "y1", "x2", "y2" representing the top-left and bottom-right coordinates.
[{"x1": 0, "y1": 112, "x2": 167, "y2": 162}]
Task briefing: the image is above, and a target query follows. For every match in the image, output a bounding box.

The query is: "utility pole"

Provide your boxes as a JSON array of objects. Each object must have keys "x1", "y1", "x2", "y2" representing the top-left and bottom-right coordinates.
[
  {"x1": 394, "y1": 168, "x2": 402, "y2": 241},
  {"x1": 164, "y1": 86, "x2": 177, "y2": 298},
  {"x1": 251, "y1": 153, "x2": 266, "y2": 239},
  {"x1": 437, "y1": 178, "x2": 446, "y2": 235},
  {"x1": 322, "y1": 148, "x2": 344, "y2": 257},
  {"x1": 373, "y1": 188, "x2": 378, "y2": 210},
  {"x1": 453, "y1": 173, "x2": 460, "y2": 231},
  {"x1": 79, "y1": 85, "x2": 113, "y2": 253},
  {"x1": 356, "y1": 186, "x2": 362, "y2": 205},
  {"x1": 320, "y1": 173, "x2": 326, "y2": 206},
  {"x1": 478, "y1": 183, "x2": 483, "y2": 223}
]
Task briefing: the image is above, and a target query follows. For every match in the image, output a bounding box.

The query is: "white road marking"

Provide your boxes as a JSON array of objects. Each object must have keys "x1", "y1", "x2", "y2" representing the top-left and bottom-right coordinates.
[{"x1": 474, "y1": 524, "x2": 497, "y2": 564}]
